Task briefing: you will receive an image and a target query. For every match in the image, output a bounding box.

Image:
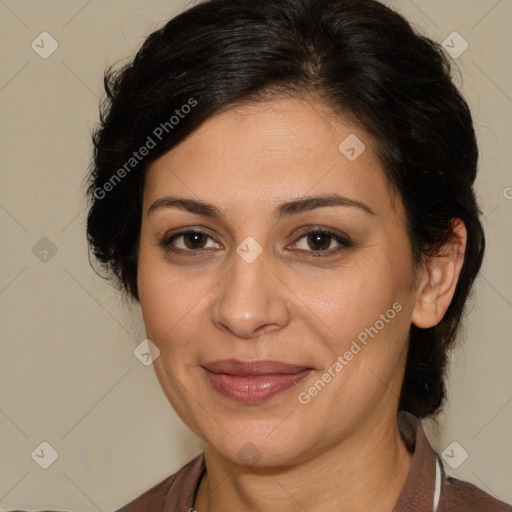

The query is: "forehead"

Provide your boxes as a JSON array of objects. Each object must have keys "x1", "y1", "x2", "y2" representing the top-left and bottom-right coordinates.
[{"x1": 144, "y1": 97, "x2": 399, "y2": 219}]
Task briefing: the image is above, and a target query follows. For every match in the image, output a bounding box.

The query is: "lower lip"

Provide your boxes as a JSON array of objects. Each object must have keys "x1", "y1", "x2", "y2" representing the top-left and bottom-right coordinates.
[{"x1": 203, "y1": 368, "x2": 312, "y2": 403}]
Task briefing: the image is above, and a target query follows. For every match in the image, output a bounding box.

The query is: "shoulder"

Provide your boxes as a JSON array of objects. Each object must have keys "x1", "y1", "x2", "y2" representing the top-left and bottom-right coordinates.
[
  {"x1": 114, "y1": 453, "x2": 205, "y2": 512},
  {"x1": 440, "y1": 476, "x2": 512, "y2": 511}
]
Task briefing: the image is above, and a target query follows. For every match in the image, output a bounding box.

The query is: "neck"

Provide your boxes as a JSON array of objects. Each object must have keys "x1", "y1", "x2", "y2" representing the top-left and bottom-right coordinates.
[{"x1": 193, "y1": 411, "x2": 414, "y2": 512}]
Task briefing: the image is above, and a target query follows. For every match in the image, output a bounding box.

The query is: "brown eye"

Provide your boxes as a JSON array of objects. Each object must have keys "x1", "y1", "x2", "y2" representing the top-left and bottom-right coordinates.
[
  {"x1": 182, "y1": 232, "x2": 209, "y2": 249},
  {"x1": 160, "y1": 230, "x2": 221, "y2": 253},
  {"x1": 306, "y1": 233, "x2": 334, "y2": 251},
  {"x1": 292, "y1": 229, "x2": 351, "y2": 256}
]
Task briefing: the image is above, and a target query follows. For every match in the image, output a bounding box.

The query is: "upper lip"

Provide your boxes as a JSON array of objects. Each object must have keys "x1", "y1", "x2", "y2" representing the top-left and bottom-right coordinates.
[{"x1": 203, "y1": 359, "x2": 312, "y2": 376}]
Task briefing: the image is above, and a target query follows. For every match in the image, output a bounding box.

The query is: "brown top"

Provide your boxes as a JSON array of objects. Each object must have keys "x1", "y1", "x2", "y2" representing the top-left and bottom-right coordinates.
[{"x1": 115, "y1": 412, "x2": 512, "y2": 512}]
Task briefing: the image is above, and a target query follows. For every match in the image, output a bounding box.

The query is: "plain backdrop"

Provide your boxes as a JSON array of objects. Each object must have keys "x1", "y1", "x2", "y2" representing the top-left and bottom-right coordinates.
[{"x1": 0, "y1": 0, "x2": 511, "y2": 510}]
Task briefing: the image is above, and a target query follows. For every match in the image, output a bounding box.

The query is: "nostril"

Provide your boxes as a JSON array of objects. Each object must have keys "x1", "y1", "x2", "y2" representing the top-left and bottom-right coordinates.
[{"x1": 254, "y1": 323, "x2": 280, "y2": 336}]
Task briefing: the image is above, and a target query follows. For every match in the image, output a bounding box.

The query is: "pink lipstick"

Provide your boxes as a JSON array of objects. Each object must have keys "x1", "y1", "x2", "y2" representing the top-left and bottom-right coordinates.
[{"x1": 202, "y1": 359, "x2": 313, "y2": 403}]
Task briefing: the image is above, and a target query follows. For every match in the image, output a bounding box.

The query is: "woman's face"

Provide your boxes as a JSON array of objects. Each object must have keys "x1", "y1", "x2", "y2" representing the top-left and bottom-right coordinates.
[{"x1": 138, "y1": 97, "x2": 422, "y2": 467}]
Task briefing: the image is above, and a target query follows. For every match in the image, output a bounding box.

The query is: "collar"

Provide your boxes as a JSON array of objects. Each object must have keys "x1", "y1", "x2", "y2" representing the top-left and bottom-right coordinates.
[{"x1": 393, "y1": 410, "x2": 442, "y2": 511}]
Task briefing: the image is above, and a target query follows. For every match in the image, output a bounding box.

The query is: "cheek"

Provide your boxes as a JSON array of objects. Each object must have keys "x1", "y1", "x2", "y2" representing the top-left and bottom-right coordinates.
[
  {"x1": 299, "y1": 259, "x2": 406, "y2": 346},
  {"x1": 137, "y1": 251, "x2": 192, "y2": 348},
  {"x1": 320, "y1": 287, "x2": 406, "y2": 366},
  {"x1": 299, "y1": 253, "x2": 414, "y2": 391},
  {"x1": 294, "y1": 288, "x2": 410, "y2": 420}
]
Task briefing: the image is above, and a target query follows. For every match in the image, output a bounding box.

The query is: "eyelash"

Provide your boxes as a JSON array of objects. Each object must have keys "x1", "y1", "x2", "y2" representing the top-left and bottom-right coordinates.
[{"x1": 159, "y1": 228, "x2": 352, "y2": 258}]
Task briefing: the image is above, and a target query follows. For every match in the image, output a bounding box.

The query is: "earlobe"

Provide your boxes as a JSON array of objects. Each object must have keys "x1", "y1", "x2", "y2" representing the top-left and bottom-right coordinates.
[{"x1": 411, "y1": 219, "x2": 467, "y2": 329}]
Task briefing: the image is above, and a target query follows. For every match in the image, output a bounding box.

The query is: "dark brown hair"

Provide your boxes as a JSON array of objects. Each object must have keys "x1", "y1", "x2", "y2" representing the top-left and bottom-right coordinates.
[{"x1": 86, "y1": 0, "x2": 485, "y2": 418}]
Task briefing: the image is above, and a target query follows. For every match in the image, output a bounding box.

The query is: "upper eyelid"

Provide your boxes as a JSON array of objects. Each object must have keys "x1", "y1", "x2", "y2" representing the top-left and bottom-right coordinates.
[
  {"x1": 164, "y1": 229, "x2": 221, "y2": 248},
  {"x1": 290, "y1": 230, "x2": 350, "y2": 250}
]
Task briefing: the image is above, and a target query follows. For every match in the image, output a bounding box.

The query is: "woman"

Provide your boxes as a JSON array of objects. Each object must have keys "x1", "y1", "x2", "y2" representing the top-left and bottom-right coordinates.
[{"x1": 86, "y1": 0, "x2": 512, "y2": 510}]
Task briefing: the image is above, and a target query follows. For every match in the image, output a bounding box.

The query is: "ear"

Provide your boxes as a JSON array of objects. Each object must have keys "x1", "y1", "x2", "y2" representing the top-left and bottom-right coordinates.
[{"x1": 411, "y1": 219, "x2": 467, "y2": 329}]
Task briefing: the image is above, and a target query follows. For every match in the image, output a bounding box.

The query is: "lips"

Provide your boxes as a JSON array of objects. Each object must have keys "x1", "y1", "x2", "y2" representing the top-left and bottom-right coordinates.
[{"x1": 202, "y1": 359, "x2": 313, "y2": 403}]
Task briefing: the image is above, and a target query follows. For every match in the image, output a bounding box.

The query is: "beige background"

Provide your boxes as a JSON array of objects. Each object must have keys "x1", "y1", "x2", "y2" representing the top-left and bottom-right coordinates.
[{"x1": 0, "y1": 0, "x2": 511, "y2": 510}]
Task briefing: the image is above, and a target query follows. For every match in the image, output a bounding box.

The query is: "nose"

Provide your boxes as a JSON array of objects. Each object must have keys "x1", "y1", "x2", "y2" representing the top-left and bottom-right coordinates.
[{"x1": 211, "y1": 250, "x2": 291, "y2": 339}]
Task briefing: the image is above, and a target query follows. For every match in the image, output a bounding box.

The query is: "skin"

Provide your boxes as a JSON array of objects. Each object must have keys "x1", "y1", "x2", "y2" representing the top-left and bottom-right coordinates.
[{"x1": 137, "y1": 96, "x2": 466, "y2": 512}]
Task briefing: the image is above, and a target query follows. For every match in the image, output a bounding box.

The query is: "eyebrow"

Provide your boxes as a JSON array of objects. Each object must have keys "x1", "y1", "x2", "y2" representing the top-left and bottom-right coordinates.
[{"x1": 147, "y1": 193, "x2": 376, "y2": 221}]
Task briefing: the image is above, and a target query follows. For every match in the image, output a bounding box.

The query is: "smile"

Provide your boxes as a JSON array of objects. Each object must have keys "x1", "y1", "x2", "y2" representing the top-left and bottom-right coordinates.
[{"x1": 202, "y1": 359, "x2": 313, "y2": 403}]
